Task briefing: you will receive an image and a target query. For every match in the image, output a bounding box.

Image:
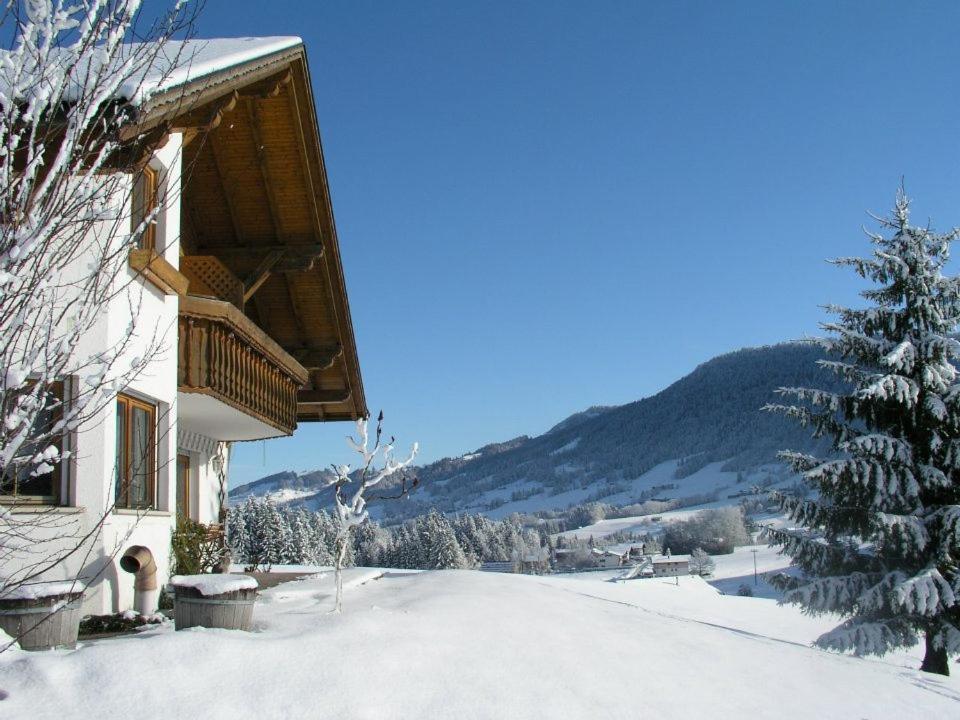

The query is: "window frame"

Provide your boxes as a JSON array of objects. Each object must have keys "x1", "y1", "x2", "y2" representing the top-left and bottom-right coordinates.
[
  {"x1": 131, "y1": 164, "x2": 159, "y2": 252},
  {"x1": 176, "y1": 452, "x2": 191, "y2": 519},
  {"x1": 115, "y1": 393, "x2": 157, "y2": 510},
  {"x1": 0, "y1": 380, "x2": 65, "y2": 505}
]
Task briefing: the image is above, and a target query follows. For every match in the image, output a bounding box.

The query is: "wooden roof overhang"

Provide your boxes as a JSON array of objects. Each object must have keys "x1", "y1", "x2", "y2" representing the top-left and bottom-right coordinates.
[{"x1": 123, "y1": 42, "x2": 367, "y2": 423}]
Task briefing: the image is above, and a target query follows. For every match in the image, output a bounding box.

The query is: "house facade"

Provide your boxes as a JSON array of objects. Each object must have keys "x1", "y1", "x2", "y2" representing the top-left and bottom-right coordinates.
[
  {"x1": 650, "y1": 555, "x2": 691, "y2": 577},
  {"x1": 591, "y1": 548, "x2": 625, "y2": 569},
  {"x1": 1, "y1": 38, "x2": 367, "y2": 615}
]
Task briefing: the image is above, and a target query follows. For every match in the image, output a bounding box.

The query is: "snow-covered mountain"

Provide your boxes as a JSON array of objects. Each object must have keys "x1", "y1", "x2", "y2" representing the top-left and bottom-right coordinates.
[{"x1": 230, "y1": 342, "x2": 836, "y2": 520}]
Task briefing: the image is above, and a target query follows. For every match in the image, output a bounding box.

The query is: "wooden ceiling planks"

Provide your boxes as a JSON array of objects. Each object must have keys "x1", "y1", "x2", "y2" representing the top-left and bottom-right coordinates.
[{"x1": 168, "y1": 46, "x2": 366, "y2": 422}]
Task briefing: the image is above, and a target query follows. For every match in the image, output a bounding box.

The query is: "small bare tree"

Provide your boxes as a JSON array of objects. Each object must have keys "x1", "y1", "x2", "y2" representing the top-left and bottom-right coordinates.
[
  {"x1": 327, "y1": 412, "x2": 418, "y2": 612},
  {"x1": 0, "y1": 0, "x2": 199, "y2": 611},
  {"x1": 689, "y1": 547, "x2": 715, "y2": 577}
]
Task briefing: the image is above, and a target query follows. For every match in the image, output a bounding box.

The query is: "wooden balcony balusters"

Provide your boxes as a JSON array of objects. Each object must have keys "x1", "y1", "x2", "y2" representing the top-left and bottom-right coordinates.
[{"x1": 178, "y1": 295, "x2": 309, "y2": 435}]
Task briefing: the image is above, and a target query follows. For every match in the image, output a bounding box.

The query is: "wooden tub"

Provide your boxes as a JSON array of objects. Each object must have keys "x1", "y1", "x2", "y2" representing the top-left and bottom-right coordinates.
[
  {"x1": 171, "y1": 575, "x2": 258, "y2": 631},
  {"x1": 0, "y1": 589, "x2": 84, "y2": 651}
]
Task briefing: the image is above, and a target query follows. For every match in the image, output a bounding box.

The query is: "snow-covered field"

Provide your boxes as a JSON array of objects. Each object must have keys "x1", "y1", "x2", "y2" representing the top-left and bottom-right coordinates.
[
  {"x1": 2, "y1": 568, "x2": 958, "y2": 719},
  {"x1": 555, "y1": 506, "x2": 707, "y2": 540},
  {"x1": 705, "y1": 543, "x2": 800, "y2": 598},
  {"x1": 549, "y1": 460, "x2": 792, "y2": 538}
]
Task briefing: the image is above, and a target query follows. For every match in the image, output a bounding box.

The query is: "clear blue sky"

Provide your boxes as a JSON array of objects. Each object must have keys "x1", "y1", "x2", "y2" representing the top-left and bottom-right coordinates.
[{"x1": 187, "y1": 2, "x2": 960, "y2": 486}]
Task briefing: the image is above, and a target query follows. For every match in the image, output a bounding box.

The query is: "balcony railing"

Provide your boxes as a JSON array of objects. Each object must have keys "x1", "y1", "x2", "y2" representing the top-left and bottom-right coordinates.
[{"x1": 178, "y1": 295, "x2": 309, "y2": 435}]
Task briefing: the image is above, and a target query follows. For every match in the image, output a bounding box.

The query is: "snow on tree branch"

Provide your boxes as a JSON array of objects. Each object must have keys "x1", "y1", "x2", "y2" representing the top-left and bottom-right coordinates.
[
  {"x1": 325, "y1": 412, "x2": 418, "y2": 612},
  {"x1": 767, "y1": 187, "x2": 960, "y2": 676}
]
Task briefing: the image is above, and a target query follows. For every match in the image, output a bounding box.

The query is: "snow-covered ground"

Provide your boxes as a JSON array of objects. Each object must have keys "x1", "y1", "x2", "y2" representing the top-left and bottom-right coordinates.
[
  {"x1": 2, "y1": 568, "x2": 958, "y2": 719},
  {"x1": 548, "y1": 460, "x2": 792, "y2": 537},
  {"x1": 555, "y1": 506, "x2": 705, "y2": 540},
  {"x1": 704, "y1": 543, "x2": 798, "y2": 598}
]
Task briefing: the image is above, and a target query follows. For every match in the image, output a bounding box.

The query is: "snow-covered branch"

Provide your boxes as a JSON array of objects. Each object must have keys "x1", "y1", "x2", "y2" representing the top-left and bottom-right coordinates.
[
  {"x1": 326, "y1": 412, "x2": 418, "y2": 611},
  {"x1": 769, "y1": 187, "x2": 960, "y2": 675},
  {"x1": 0, "y1": 0, "x2": 199, "y2": 605}
]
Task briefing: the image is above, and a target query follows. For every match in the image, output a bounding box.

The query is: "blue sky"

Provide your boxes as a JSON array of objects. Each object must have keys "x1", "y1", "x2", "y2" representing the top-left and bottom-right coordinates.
[{"x1": 189, "y1": 2, "x2": 960, "y2": 486}]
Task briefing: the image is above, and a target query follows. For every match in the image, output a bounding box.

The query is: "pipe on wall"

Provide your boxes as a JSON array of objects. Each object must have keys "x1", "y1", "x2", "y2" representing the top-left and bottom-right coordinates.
[{"x1": 119, "y1": 545, "x2": 158, "y2": 615}]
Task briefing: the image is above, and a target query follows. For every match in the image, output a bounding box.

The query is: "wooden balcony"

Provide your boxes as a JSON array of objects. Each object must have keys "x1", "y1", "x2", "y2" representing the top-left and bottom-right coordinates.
[{"x1": 178, "y1": 295, "x2": 309, "y2": 436}]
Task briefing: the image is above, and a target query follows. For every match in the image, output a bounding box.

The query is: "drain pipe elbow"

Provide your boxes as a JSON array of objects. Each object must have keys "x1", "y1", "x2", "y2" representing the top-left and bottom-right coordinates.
[{"x1": 119, "y1": 545, "x2": 158, "y2": 615}]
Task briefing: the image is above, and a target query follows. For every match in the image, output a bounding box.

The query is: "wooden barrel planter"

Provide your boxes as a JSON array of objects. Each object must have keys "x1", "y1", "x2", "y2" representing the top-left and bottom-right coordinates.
[
  {"x1": 170, "y1": 575, "x2": 258, "y2": 631},
  {"x1": 0, "y1": 582, "x2": 85, "y2": 651}
]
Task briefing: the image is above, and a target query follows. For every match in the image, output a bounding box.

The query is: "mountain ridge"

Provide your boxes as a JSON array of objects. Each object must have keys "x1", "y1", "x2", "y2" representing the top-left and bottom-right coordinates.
[{"x1": 230, "y1": 342, "x2": 836, "y2": 520}]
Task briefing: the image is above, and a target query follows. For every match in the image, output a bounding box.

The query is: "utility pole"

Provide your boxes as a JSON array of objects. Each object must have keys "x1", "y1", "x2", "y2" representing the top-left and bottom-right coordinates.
[{"x1": 751, "y1": 548, "x2": 759, "y2": 586}]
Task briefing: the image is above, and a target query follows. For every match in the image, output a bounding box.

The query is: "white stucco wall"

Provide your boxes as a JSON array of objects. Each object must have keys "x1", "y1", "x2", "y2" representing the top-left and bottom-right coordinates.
[
  {"x1": 176, "y1": 430, "x2": 229, "y2": 526},
  {"x1": 10, "y1": 135, "x2": 186, "y2": 615}
]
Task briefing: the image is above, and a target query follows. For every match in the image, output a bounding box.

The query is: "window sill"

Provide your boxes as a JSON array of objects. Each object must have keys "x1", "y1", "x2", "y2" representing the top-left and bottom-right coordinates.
[
  {"x1": 0, "y1": 503, "x2": 85, "y2": 515},
  {"x1": 113, "y1": 508, "x2": 171, "y2": 517},
  {"x1": 128, "y1": 248, "x2": 189, "y2": 296}
]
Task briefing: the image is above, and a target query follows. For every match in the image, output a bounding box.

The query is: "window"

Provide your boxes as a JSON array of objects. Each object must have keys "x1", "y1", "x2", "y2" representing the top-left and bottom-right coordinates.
[
  {"x1": 115, "y1": 394, "x2": 156, "y2": 509},
  {"x1": 176, "y1": 453, "x2": 190, "y2": 519},
  {"x1": 0, "y1": 381, "x2": 64, "y2": 504},
  {"x1": 131, "y1": 165, "x2": 159, "y2": 251}
]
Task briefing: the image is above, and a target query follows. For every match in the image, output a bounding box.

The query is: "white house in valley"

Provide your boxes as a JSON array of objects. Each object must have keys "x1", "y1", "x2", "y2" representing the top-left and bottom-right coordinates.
[{"x1": 0, "y1": 37, "x2": 367, "y2": 615}]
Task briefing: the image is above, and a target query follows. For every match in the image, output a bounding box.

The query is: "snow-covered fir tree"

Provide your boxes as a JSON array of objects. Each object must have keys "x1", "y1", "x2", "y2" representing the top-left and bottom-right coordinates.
[
  {"x1": 420, "y1": 510, "x2": 469, "y2": 569},
  {"x1": 226, "y1": 495, "x2": 550, "y2": 579},
  {"x1": 352, "y1": 519, "x2": 391, "y2": 567},
  {"x1": 767, "y1": 190, "x2": 960, "y2": 676}
]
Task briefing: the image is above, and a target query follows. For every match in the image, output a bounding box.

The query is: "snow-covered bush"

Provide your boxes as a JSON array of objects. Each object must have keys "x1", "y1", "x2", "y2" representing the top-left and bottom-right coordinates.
[
  {"x1": 767, "y1": 189, "x2": 960, "y2": 676},
  {"x1": 171, "y1": 517, "x2": 225, "y2": 576},
  {"x1": 661, "y1": 507, "x2": 750, "y2": 554}
]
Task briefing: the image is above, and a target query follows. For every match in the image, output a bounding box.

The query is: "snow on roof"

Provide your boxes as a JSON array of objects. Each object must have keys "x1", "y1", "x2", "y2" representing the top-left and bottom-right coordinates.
[
  {"x1": 0, "y1": 580, "x2": 85, "y2": 601},
  {"x1": 123, "y1": 37, "x2": 302, "y2": 103},
  {"x1": 170, "y1": 574, "x2": 258, "y2": 596},
  {"x1": 0, "y1": 36, "x2": 302, "y2": 106},
  {"x1": 652, "y1": 555, "x2": 691, "y2": 563},
  {"x1": 591, "y1": 548, "x2": 623, "y2": 557}
]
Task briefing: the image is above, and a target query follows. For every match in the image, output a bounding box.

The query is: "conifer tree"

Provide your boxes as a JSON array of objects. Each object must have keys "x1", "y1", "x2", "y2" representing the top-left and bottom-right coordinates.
[
  {"x1": 226, "y1": 504, "x2": 248, "y2": 563},
  {"x1": 422, "y1": 511, "x2": 468, "y2": 569},
  {"x1": 287, "y1": 508, "x2": 311, "y2": 565},
  {"x1": 767, "y1": 190, "x2": 960, "y2": 676}
]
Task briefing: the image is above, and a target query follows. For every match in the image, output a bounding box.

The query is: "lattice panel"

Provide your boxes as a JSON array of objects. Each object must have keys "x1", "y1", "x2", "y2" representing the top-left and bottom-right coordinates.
[{"x1": 181, "y1": 256, "x2": 244, "y2": 308}]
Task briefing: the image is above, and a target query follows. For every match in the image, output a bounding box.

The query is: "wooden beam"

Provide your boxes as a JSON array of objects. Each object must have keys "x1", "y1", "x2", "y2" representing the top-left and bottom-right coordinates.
[
  {"x1": 129, "y1": 249, "x2": 190, "y2": 296},
  {"x1": 287, "y1": 63, "x2": 363, "y2": 403},
  {"x1": 186, "y1": 204, "x2": 209, "y2": 250},
  {"x1": 286, "y1": 343, "x2": 342, "y2": 370},
  {"x1": 196, "y1": 242, "x2": 324, "y2": 259},
  {"x1": 207, "y1": 128, "x2": 245, "y2": 246},
  {"x1": 244, "y1": 96, "x2": 314, "y2": 340},
  {"x1": 298, "y1": 389, "x2": 352, "y2": 405},
  {"x1": 244, "y1": 97, "x2": 285, "y2": 238},
  {"x1": 283, "y1": 271, "x2": 309, "y2": 339},
  {"x1": 242, "y1": 249, "x2": 285, "y2": 303},
  {"x1": 287, "y1": 61, "x2": 362, "y2": 413},
  {"x1": 180, "y1": 128, "x2": 201, "y2": 147},
  {"x1": 285, "y1": 70, "x2": 327, "y2": 250},
  {"x1": 237, "y1": 70, "x2": 294, "y2": 100},
  {"x1": 105, "y1": 125, "x2": 170, "y2": 170},
  {"x1": 169, "y1": 90, "x2": 240, "y2": 134}
]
